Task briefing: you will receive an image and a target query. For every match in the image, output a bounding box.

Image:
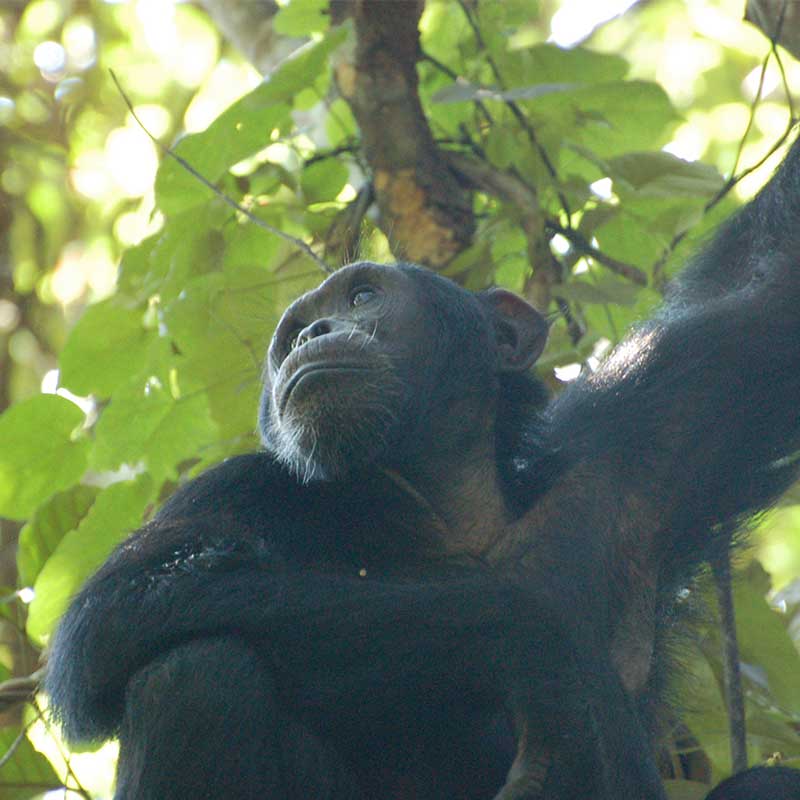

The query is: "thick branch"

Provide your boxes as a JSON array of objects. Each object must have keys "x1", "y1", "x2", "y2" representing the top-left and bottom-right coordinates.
[{"x1": 331, "y1": 0, "x2": 474, "y2": 267}]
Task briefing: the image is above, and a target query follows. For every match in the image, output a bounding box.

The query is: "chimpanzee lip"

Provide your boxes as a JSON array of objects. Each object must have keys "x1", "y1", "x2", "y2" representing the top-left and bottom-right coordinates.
[{"x1": 279, "y1": 361, "x2": 370, "y2": 415}]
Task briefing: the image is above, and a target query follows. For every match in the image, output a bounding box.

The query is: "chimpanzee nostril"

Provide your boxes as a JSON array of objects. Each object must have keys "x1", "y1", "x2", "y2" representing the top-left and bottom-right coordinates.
[{"x1": 296, "y1": 319, "x2": 333, "y2": 347}]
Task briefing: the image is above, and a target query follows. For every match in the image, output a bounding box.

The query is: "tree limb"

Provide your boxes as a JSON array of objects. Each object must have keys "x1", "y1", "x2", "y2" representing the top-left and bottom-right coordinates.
[{"x1": 331, "y1": 0, "x2": 475, "y2": 267}]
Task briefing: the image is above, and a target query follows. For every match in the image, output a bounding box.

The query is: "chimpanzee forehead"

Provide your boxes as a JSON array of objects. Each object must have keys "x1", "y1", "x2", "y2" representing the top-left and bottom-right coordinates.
[
  {"x1": 303, "y1": 262, "x2": 411, "y2": 303},
  {"x1": 326, "y1": 261, "x2": 405, "y2": 288}
]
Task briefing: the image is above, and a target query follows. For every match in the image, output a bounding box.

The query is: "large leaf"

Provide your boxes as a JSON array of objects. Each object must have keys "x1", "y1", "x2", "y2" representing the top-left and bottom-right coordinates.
[
  {"x1": 506, "y1": 43, "x2": 629, "y2": 84},
  {"x1": 734, "y1": 574, "x2": 800, "y2": 714},
  {"x1": 557, "y1": 277, "x2": 640, "y2": 307},
  {"x1": 0, "y1": 727, "x2": 62, "y2": 800},
  {"x1": 155, "y1": 27, "x2": 347, "y2": 214},
  {"x1": 433, "y1": 81, "x2": 579, "y2": 104},
  {"x1": 273, "y1": 0, "x2": 329, "y2": 36},
  {"x1": 17, "y1": 485, "x2": 98, "y2": 587},
  {"x1": 162, "y1": 273, "x2": 270, "y2": 440},
  {"x1": 0, "y1": 395, "x2": 88, "y2": 520},
  {"x1": 117, "y1": 207, "x2": 221, "y2": 303},
  {"x1": 527, "y1": 80, "x2": 679, "y2": 157},
  {"x1": 301, "y1": 159, "x2": 349, "y2": 204},
  {"x1": 91, "y1": 379, "x2": 218, "y2": 483},
  {"x1": 680, "y1": 650, "x2": 732, "y2": 775},
  {"x1": 608, "y1": 151, "x2": 725, "y2": 198},
  {"x1": 60, "y1": 299, "x2": 152, "y2": 397}
]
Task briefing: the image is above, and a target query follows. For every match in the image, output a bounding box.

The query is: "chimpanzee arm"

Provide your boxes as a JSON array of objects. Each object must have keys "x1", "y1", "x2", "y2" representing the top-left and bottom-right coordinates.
[
  {"x1": 549, "y1": 138, "x2": 800, "y2": 555},
  {"x1": 494, "y1": 139, "x2": 800, "y2": 739},
  {"x1": 516, "y1": 140, "x2": 800, "y2": 650}
]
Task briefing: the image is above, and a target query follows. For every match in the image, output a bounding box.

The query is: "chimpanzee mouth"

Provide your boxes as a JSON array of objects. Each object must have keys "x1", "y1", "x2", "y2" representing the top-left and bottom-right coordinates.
[{"x1": 279, "y1": 362, "x2": 370, "y2": 415}]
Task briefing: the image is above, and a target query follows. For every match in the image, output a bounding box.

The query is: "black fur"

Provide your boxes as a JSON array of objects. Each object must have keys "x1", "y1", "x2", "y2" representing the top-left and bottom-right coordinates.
[
  {"x1": 45, "y1": 137, "x2": 800, "y2": 799},
  {"x1": 704, "y1": 765, "x2": 800, "y2": 799}
]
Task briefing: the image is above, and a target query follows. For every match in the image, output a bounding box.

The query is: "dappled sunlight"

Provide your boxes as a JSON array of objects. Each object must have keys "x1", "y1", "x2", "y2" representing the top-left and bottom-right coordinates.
[
  {"x1": 28, "y1": 708, "x2": 118, "y2": 800},
  {"x1": 549, "y1": 0, "x2": 640, "y2": 47},
  {"x1": 47, "y1": 240, "x2": 117, "y2": 305},
  {"x1": 590, "y1": 328, "x2": 659, "y2": 386},
  {"x1": 105, "y1": 126, "x2": 159, "y2": 197}
]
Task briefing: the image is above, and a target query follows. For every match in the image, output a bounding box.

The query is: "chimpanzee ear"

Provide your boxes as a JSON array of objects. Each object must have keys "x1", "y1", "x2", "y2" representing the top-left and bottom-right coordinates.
[{"x1": 480, "y1": 288, "x2": 549, "y2": 372}]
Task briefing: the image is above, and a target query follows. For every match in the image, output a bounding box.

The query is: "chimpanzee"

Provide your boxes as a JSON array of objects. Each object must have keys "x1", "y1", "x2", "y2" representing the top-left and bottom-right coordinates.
[
  {"x1": 704, "y1": 765, "x2": 800, "y2": 799},
  {"x1": 47, "y1": 263, "x2": 660, "y2": 800},
  {"x1": 46, "y1": 134, "x2": 800, "y2": 800}
]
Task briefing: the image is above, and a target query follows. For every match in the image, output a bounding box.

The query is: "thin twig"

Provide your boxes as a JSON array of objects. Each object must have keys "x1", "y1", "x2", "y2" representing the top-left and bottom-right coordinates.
[
  {"x1": 711, "y1": 549, "x2": 748, "y2": 774},
  {"x1": 109, "y1": 69, "x2": 332, "y2": 275},
  {"x1": 0, "y1": 669, "x2": 42, "y2": 714},
  {"x1": 421, "y1": 49, "x2": 495, "y2": 128},
  {"x1": 0, "y1": 726, "x2": 27, "y2": 769},
  {"x1": 305, "y1": 142, "x2": 359, "y2": 167},
  {"x1": 456, "y1": 0, "x2": 572, "y2": 221},
  {"x1": 546, "y1": 220, "x2": 647, "y2": 286},
  {"x1": 652, "y1": 1, "x2": 796, "y2": 285},
  {"x1": 447, "y1": 150, "x2": 646, "y2": 288},
  {"x1": 32, "y1": 698, "x2": 93, "y2": 799}
]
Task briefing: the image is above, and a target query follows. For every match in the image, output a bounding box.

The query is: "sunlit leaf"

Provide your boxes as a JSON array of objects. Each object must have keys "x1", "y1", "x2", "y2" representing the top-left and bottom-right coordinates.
[
  {"x1": 507, "y1": 43, "x2": 628, "y2": 84},
  {"x1": 608, "y1": 151, "x2": 725, "y2": 198},
  {"x1": 273, "y1": 0, "x2": 329, "y2": 36},
  {"x1": 17, "y1": 485, "x2": 98, "y2": 586},
  {"x1": 433, "y1": 81, "x2": 578, "y2": 104},
  {"x1": 0, "y1": 395, "x2": 88, "y2": 520},
  {"x1": 301, "y1": 159, "x2": 349, "y2": 203},
  {"x1": 0, "y1": 727, "x2": 62, "y2": 800},
  {"x1": 60, "y1": 299, "x2": 152, "y2": 397},
  {"x1": 155, "y1": 27, "x2": 347, "y2": 214},
  {"x1": 91, "y1": 380, "x2": 218, "y2": 483},
  {"x1": 734, "y1": 576, "x2": 800, "y2": 713},
  {"x1": 557, "y1": 278, "x2": 640, "y2": 306}
]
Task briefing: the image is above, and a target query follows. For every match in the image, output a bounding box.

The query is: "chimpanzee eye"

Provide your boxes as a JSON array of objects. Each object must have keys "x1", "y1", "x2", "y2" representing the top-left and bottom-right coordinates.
[{"x1": 350, "y1": 286, "x2": 376, "y2": 307}]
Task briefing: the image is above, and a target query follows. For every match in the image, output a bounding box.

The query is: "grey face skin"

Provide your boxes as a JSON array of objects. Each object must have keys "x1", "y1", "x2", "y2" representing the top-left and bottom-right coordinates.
[{"x1": 260, "y1": 261, "x2": 548, "y2": 485}]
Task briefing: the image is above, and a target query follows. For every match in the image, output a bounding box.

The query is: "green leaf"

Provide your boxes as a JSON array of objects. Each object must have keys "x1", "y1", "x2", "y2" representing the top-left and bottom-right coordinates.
[
  {"x1": 325, "y1": 98, "x2": 357, "y2": 147},
  {"x1": 0, "y1": 395, "x2": 88, "y2": 520},
  {"x1": 608, "y1": 151, "x2": 725, "y2": 198},
  {"x1": 118, "y1": 207, "x2": 221, "y2": 302},
  {"x1": 60, "y1": 298, "x2": 152, "y2": 397},
  {"x1": 592, "y1": 210, "x2": 663, "y2": 270},
  {"x1": 528, "y1": 80, "x2": 678, "y2": 157},
  {"x1": 0, "y1": 726, "x2": 62, "y2": 799},
  {"x1": 92, "y1": 379, "x2": 218, "y2": 483},
  {"x1": 155, "y1": 103, "x2": 291, "y2": 215},
  {"x1": 485, "y1": 126, "x2": 521, "y2": 169},
  {"x1": 222, "y1": 222, "x2": 283, "y2": 273},
  {"x1": 301, "y1": 159, "x2": 349, "y2": 203},
  {"x1": 27, "y1": 475, "x2": 156, "y2": 644},
  {"x1": 156, "y1": 27, "x2": 347, "y2": 214},
  {"x1": 17, "y1": 484, "x2": 98, "y2": 586},
  {"x1": 508, "y1": 43, "x2": 628, "y2": 84},
  {"x1": 680, "y1": 650, "x2": 732, "y2": 775},
  {"x1": 273, "y1": 0, "x2": 329, "y2": 36},
  {"x1": 743, "y1": 704, "x2": 800, "y2": 755},
  {"x1": 734, "y1": 576, "x2": 800, "y2": 713},
  {"x1": 162, "y1": 274, "x2": 272, "y2": 440}
]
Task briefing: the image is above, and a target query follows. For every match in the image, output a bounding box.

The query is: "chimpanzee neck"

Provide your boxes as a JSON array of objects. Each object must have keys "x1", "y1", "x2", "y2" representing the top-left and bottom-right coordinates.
[{"x1": 385, "y1": 430, "x2": 511, "y2": 559}]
